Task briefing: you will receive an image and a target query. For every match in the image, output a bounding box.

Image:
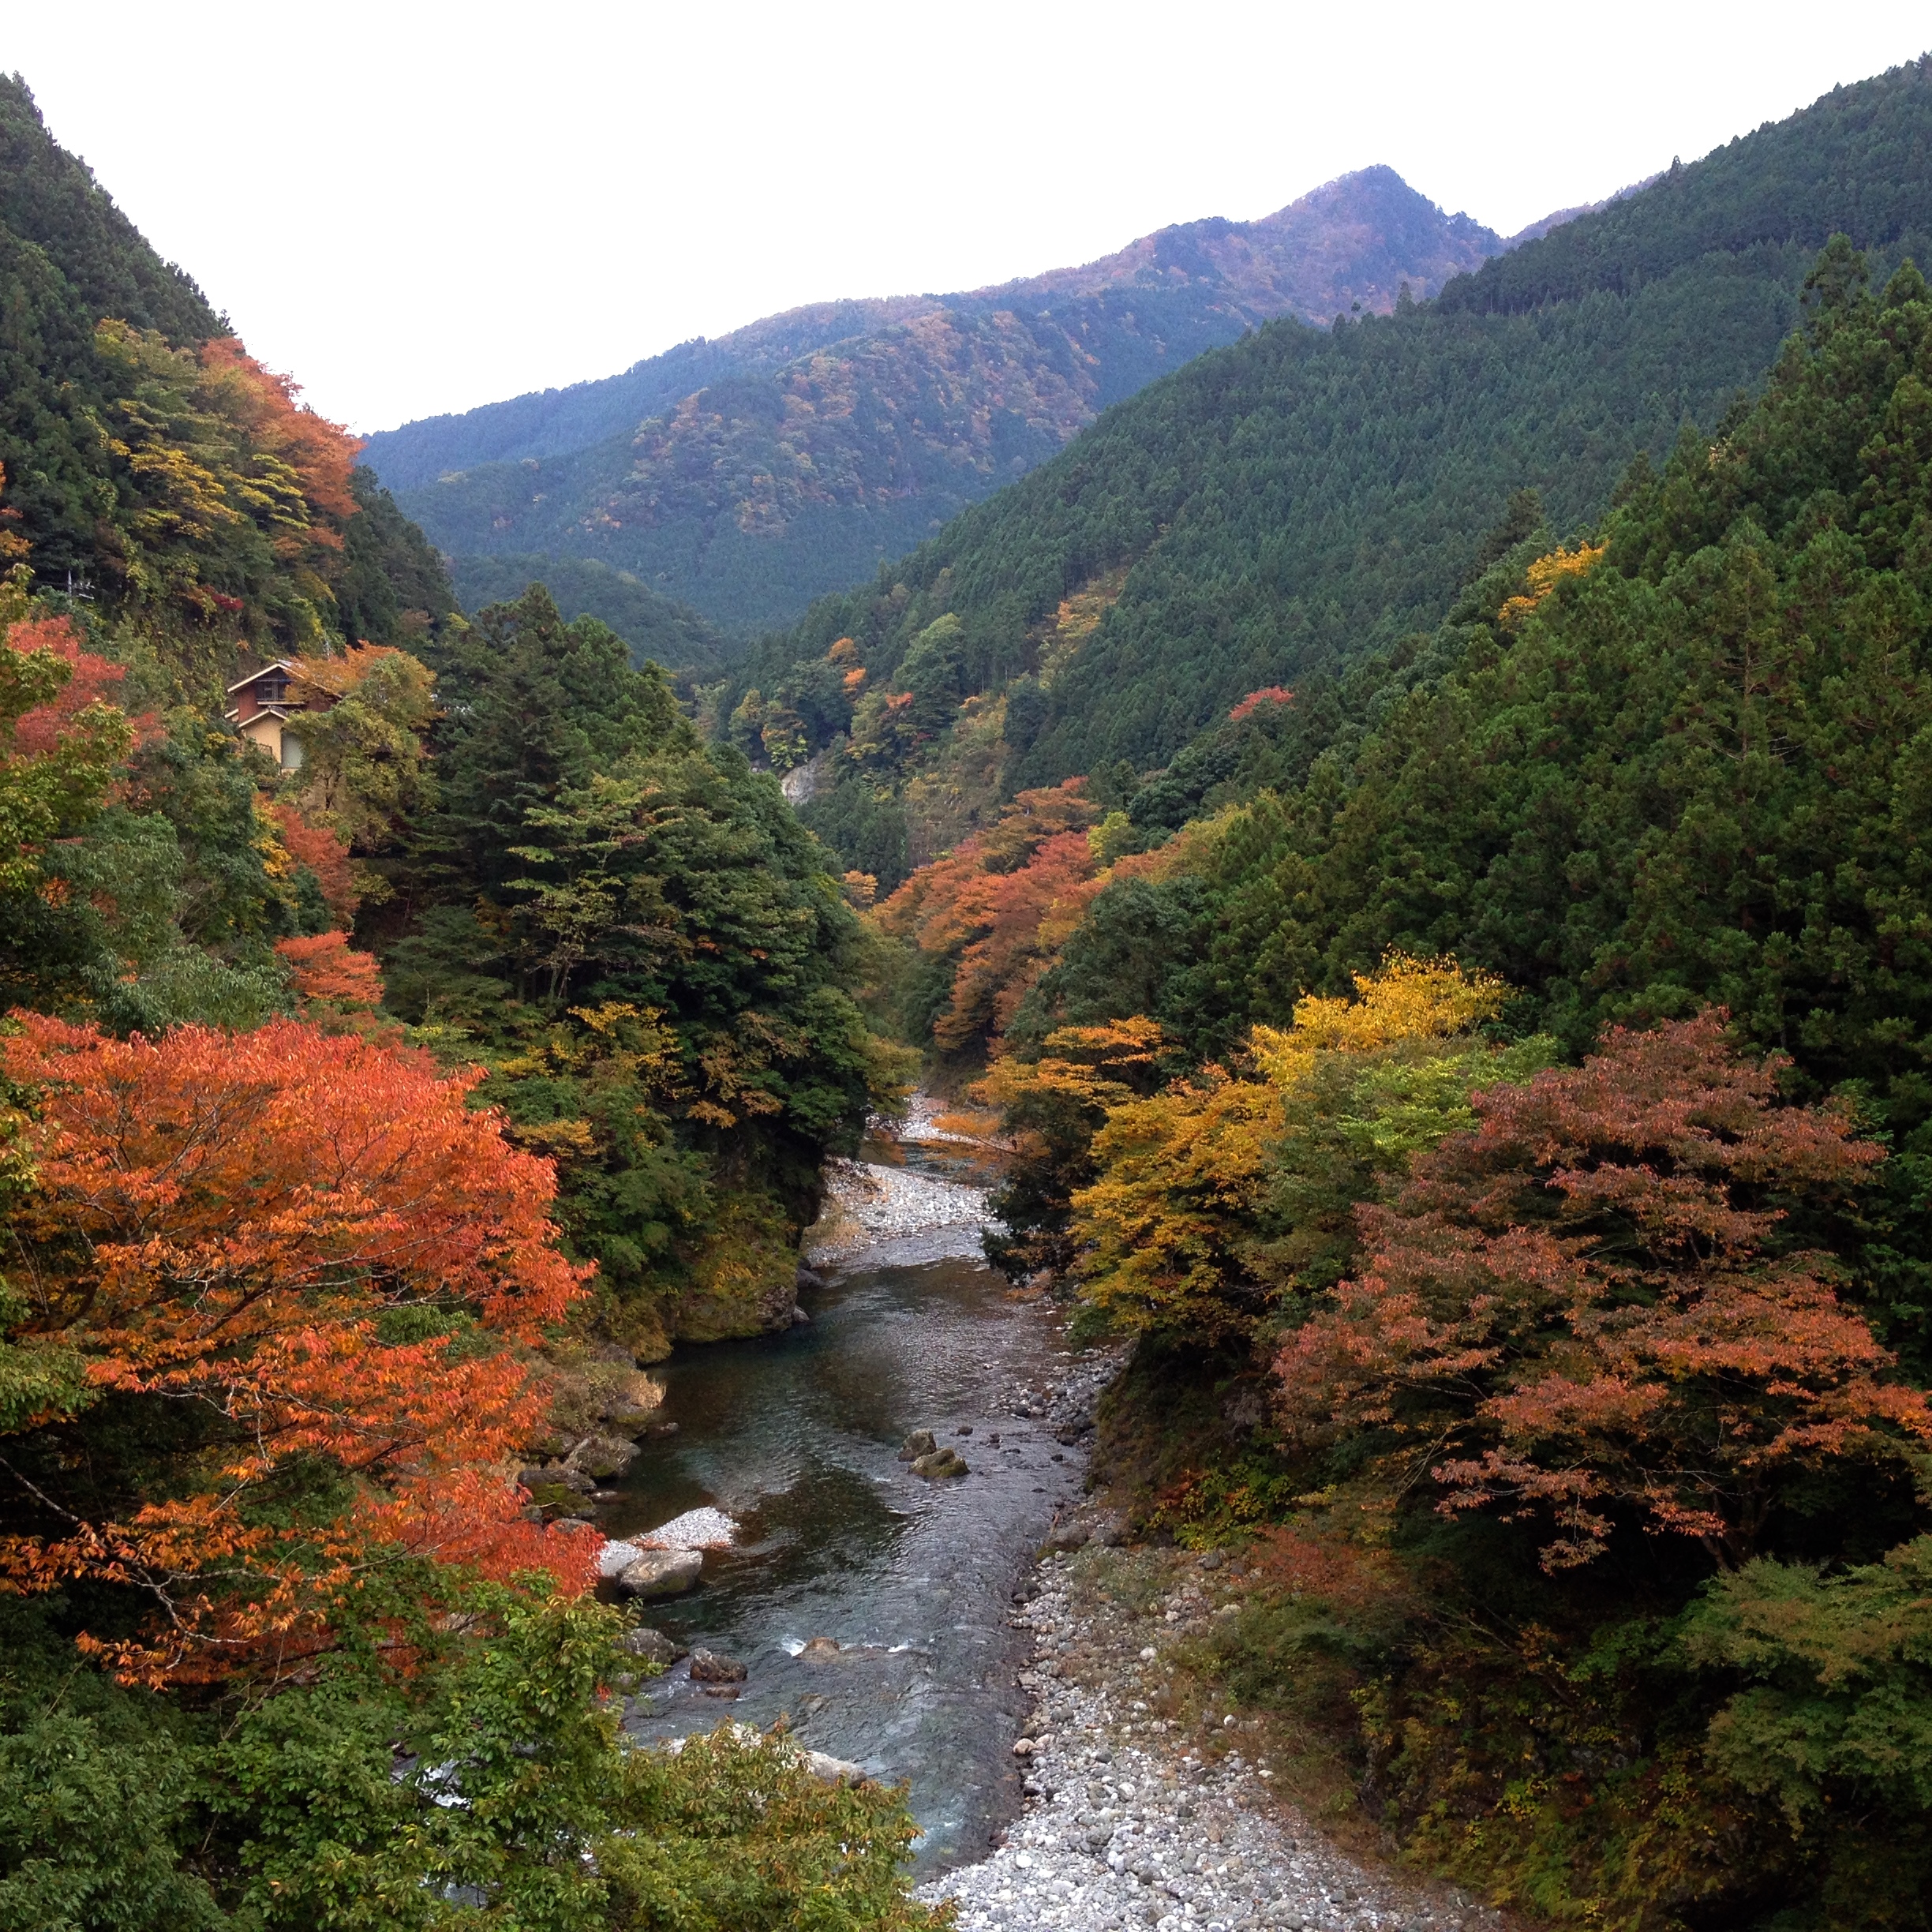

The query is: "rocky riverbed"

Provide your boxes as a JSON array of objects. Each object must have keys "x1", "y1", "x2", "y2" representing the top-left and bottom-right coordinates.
[
  {"x1": 919, "y1": 1547, "x2": 1500, "y2": 1932},
  {"x1": 803, "y1": 1155, "x2": 994, "y2": 1269}
]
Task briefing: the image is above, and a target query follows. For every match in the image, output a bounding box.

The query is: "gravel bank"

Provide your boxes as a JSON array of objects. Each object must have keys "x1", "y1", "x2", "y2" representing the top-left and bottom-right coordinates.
[
  {"x1": 805, "y1": 1156, "x2": 994, "y2": 1268},
  {"x1": 919, "y1": 1552, "x2": 1498, "y2": 1932}
]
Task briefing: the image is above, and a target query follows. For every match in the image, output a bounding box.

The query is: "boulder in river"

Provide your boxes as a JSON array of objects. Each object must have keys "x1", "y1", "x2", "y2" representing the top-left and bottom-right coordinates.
[
  {"x1": 567, "y1": 1434, "x2": 640, "y2": 1481},
  {"x1": 910, "y1": 1447, "x2": 969, "y2": 1479},
  {"x1": 618, "y1": 1625, "x2": 688, "y2": 1666},
  {"x1": 802, "y1": 1749, "x2": 869, "y2": 1784},
  {"x1": 688, "y1": 1646, "x2": 747, "y2": 1683},
  {"x1": 897, "y1": 1429, "x2": 937, "y2": 1461},
  {"x1": 616, "y1": 1548, "x2": 703, "y2": 1599}
]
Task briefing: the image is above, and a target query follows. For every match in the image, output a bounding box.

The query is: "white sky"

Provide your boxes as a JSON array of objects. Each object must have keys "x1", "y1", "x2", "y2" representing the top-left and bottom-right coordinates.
[{"x1": 3, "y1": 2, "x2": 1926, "y2": 434}]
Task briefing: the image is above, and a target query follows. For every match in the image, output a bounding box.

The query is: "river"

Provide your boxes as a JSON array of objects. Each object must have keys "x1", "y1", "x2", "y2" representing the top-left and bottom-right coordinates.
[{"x1": 604, "y1": 1134, "x2": 1099, "y2": 1870}]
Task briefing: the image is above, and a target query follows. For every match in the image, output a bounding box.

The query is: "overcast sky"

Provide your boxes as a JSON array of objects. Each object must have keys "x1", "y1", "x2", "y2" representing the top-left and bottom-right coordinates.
[{"x1": 4, "y1": 2, "x2": 1926, "y2": 434}]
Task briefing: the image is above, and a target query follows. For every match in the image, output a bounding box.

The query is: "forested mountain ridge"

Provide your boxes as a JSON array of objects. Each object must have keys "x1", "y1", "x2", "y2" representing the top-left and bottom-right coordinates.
[
  {"x1": 719, "y1": 56, "x2": 1932, "y2": 892},
  {"x1": 874, "y1": 229, "x2": 1932, "y2": 1931},
  {"x1": 369, "y1": 168, "x2": 1510, "y2": 631}
]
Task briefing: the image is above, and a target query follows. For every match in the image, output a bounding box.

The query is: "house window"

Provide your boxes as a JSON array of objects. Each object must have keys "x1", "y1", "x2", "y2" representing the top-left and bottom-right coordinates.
[
  {"x1": 280, "y1": 733, "x2": 305, "y2": 771},
  {"x1": 256, "y1": 676, "x2": 289, "y2": 705}
]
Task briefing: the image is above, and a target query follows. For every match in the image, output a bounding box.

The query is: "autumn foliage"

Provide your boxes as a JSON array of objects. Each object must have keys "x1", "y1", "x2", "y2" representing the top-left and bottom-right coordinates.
[
  {"x1": 1228, "y1": 684, "x2": 1294, "y2": 722},
  {"x1": 1068, "y1": 957, "x2": 1521, "y2": 1339},
  {"x1": 274, "y1": 928, "x2": 384, "y2": 1008},
  {"x1": 268, "y1": 800, "x2": 358, "y2": 923},
  {"x1": 0, "y1": 1014, "x2": 595, "y2": 1681},
  {"x1": 880, "y1": 779, "x2": 1105, "y2": 1050},
  {"x1": 1276, "y1": 1012, "x2": 1923, "y2": 1569},
  {"x1": 2, "y1": 613, "x2": 136, "y2": 897}
]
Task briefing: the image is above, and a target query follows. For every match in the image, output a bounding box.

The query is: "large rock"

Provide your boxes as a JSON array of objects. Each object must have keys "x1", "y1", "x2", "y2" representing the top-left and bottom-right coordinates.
[
  {"x1": 615, "y1": 1548, "x2": 703, "y2": 1599},
  {"x1": 910, "y1": 1447, "x2": 968, "y2": 1479},
  {"x1": 567, "y1": 1434, "x2": 639, "y2": 1481},
  {"x1": 897, "y1": 1430, "x2": 936, "y2": 1462},
  {"x1": 618, "y1": 1625, "x2": 688, "y2": 1666},
  {"x1": 688, "y1": 1646, "x2": 747, "y2": 1683}
]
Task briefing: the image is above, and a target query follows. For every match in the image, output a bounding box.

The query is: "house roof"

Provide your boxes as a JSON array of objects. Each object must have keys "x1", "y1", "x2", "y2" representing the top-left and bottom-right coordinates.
[{"x1": 225, "y1": 659, "x2": 300, "y2": 696}]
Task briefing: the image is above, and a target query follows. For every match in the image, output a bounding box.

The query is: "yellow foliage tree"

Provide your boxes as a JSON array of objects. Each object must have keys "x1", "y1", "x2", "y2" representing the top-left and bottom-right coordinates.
[
  {"x1": 1069, "y1": 956, "x2": 1540, "y2": 1342},
  {"x1": 1497, "y1": 541, "x2": 1605, "y2": 629}
]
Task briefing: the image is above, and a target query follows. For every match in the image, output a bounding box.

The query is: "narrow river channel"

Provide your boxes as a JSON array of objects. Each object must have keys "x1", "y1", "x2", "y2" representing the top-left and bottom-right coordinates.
[{"x1": 604, "y1": 1142, "x2": 1093, "y2": 1870}]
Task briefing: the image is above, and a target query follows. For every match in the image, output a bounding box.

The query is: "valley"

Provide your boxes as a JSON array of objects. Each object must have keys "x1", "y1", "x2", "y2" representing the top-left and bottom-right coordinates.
[{"x1": 5, "y1": 42, "x2": 1932, "y2": 1932}]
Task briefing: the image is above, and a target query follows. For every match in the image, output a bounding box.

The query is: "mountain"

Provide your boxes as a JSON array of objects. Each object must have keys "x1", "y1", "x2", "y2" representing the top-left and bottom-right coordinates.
[
  {"x1": 447, "y1": 553, "x2": 732, "y2": 675},
  {"x1": 713, "y1": 57, "x2": 1932, "y2": 890},
  {"x1": 366, "y1": 168, "x2": 1509, "y2": 631}
]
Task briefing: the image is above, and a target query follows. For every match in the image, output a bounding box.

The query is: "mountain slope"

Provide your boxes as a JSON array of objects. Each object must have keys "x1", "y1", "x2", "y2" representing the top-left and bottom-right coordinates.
[
  {"x1": 712, "y1": 56, "x2": 1932, "y2": 889},
  {"x1": 369, "y1": 168, "x2": 1507, "y2": 631},
  {"x1": 448, "y1": 552, "x2": 732, "y2": 675},
  {"x1": 0, "y1": 76, "x2": 454, "y2": 653}
]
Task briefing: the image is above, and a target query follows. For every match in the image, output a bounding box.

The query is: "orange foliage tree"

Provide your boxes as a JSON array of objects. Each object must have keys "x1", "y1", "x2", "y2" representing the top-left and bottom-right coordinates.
[
  {"x1": 2, "y1": 613, "x2": 136, "y2": 898},
  {"x1": 1066, "y1": 957, "x2": 1524, "y2": 1341},
  {"x1": 274, "y1": 929, "x2": 384, "y2": 1009},
  {"x1": 1276, "y1": 1012, "x2": 1926, "y2": 1570},
  {"x1": 0, "y1": 1015, "x2": 596, "y2": 1682},
  {"x1": 268, "y1": 799, "x2": 358, "y2": 923},
  {"x1": 881, "y1": 780, "x2": 1106, "y2": 1052}
]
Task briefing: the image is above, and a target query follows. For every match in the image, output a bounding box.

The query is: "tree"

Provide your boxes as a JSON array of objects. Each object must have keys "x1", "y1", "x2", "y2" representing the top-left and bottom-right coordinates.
[
  {"x1": 279, "y1": 644, "x2": 436, "y2": 883},
  {"x1": 1277, "y1": 1013, "x2": 1926, "y2": 1570},
  {"x1": 1, "y1": 607, "x2": 133, "y2": 897},
  {"x1": 1068, "y1": 955, "x2": 1539, "y2": 1340},
  {"x1": 0, "y1": 1014, "x2": 594, "y2": 1683},
  {"x1": 879, "y1": 780, "x2": 1106, "y2": 1054},
  {"x1": 274, "y1": 930, "x2": 383, "y2": 1010}
]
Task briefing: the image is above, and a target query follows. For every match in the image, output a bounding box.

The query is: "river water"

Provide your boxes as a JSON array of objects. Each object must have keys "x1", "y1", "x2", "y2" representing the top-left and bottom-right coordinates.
[{"x1": 605, "y1": 1145, "x2": 1090, "y2": 1870}]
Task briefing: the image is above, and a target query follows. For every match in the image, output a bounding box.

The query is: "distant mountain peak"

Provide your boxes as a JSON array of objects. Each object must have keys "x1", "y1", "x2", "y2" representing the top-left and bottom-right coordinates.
[
  {"x1": 368, "y1": 164, "x2": 1515, "y2": 631},
  {"x1": 991, "y1": 165, "x2": 1501, "y2": 322}
]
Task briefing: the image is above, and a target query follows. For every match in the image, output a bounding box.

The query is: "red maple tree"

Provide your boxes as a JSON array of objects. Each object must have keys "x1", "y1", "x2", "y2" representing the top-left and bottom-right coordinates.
[
  {"x1": 270, "y1": 800, "x2": 358, "y2": 924},
  {"x1": 880, "y1": 781, "x2": 1106, "y2": 1050},
  {"x1": 1276, "y1": 1013, "x2": 1927, "y2": 1569},
  {"x1": 275, "y1": 928, "x2": 383, "y2": 1009},
  {"x1": 0, "y1": 1014, "x2": 597, "y2": 1681}
]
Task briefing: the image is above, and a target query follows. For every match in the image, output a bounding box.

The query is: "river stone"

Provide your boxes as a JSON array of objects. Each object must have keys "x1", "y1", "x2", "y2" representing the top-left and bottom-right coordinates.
[
  {"x1": 603, "y1": 1405, "x2": 661, "y2": 1436},
  {"x1": 897, "y1": 1429, "x2": 937, "y2": 1461},
  {"x1": 802, "y1": 1748, "x2": 868, "y2": 1784},
  {"x1": 799, "y1": 1635, "x2": 843, "y2": 1661},
  {"x1": 567, "y1": 1434, "x2": 639, "y2": 1480},
  {"x1": 688, "y1": 1646, "x2": 747, "y2": 1683},
  {"x1": 911, "y1": 1447, "x2": 969, "y2": 1479},
  {"x1": 616, "y1": 1548, "x2": 702, "y2": 1598},
  {"x1": 618, "y1": 1625, "x2": 687, "y2": 1666}
]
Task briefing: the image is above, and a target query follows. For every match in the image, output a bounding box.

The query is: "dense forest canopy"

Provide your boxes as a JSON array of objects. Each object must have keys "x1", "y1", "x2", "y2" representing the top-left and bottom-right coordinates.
[
  {"x1": 709, "y1": 57, "x2": 1932, "y2": 896},
  {"x1": 878, "y1": 230, "x2": 1932, "y2": 1927},
  {"x1": 449, "y1": 551, "x2": 734, "y2": 676}
]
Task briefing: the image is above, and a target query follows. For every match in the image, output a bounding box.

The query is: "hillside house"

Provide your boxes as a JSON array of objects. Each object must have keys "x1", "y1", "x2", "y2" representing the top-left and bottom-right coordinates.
[{"x1": 224, "y1": 660, "x2": 335, "y2": 769}]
